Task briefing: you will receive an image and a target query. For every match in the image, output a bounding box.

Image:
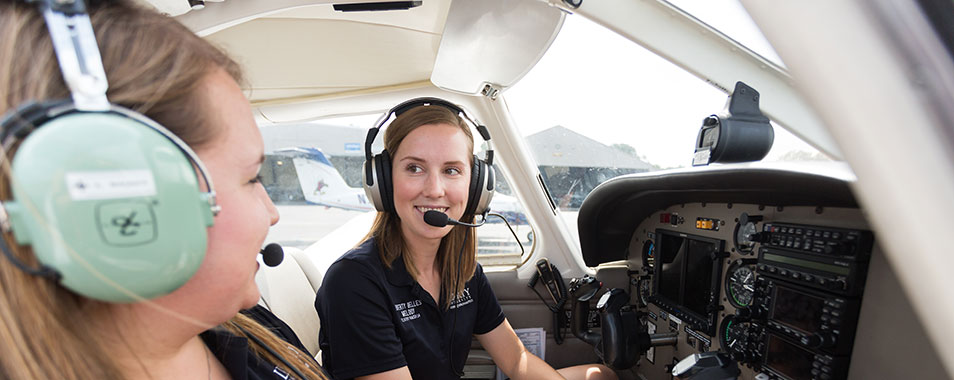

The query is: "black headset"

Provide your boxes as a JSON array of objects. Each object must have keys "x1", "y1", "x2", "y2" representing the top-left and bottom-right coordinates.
[{"x1": 362, "y1": 97, "x2": 496, "y2": 217}]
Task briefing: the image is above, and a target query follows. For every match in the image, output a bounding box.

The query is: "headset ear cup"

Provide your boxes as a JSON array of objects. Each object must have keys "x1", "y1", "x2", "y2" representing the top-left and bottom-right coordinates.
[
  {"x1": 378, "y1": 150, "x2": 394, "y2": 213},
  {"x1": 466, "y1": 155, "x2": 483, "y2": 215},
  {"x1": 363, "y1": 157, "x2": 384, "y2": 212},
  {"x1": 5, "y1": 112, "x2": 209, "y2": 303},
  {"x1": 481, "y1": 163, "x2": 495, "y2": 213},
  {"x1": 468, "y1": 159, "x2": 495, "y2": 216}
]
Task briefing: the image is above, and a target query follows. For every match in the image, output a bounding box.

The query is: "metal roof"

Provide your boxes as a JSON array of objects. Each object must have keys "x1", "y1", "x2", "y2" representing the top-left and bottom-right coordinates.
[{"x1": 526, "y1": 126, "x2": 653, "y2": 169}]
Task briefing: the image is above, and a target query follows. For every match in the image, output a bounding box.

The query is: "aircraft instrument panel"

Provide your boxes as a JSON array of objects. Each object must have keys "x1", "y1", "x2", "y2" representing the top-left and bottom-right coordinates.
[{"x1": 627, "y1": 204, "x2": 873, "y2": 380}]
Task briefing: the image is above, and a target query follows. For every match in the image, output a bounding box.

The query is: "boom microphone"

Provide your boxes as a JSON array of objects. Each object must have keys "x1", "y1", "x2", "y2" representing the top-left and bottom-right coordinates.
[
  {"x1": 260, "y1": 243, "x2": 284, "y2": 267},
  {"x1": 423, "y1": 210, "x2": 485, "y2": 228}
]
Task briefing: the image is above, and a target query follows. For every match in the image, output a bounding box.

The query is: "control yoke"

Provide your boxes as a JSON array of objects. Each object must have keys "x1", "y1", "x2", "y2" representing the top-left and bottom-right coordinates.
[{"x1": 567, "y1": 280, "x2": 678, "y2": 370}]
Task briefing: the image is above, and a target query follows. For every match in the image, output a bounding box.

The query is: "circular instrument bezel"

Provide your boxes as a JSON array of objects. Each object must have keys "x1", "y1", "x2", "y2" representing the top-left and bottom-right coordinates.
[
  {"x1": 733, "y1": 220, "x2": 758, "y2": 254},
  {"x1": 641, "y1": 239, "x2": 655, "y2": 272},
  {"x1": 637, "y1": 276, "x2": 652, "y2": 307},
  {"x1": 725, "y1": 259, "x2": 758, "y2": 309},
  {"x1": 719, "y1": 314, "x2": 749, "y2": 357}
]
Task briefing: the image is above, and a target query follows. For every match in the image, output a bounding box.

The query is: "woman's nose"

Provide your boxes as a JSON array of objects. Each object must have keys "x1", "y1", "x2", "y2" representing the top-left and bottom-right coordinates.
[
  {"x1": 261, "y1": 187, "x2": 280, "y2": 225},
  {"x1": 422, "y1": 173, "x2": 445, "y2": 198}
]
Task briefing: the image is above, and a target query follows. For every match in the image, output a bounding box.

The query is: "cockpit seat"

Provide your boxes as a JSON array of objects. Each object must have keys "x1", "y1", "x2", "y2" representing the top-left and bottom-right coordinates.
[{"x1": 255, "y1": 246, "x2": 324, "y2": 359}]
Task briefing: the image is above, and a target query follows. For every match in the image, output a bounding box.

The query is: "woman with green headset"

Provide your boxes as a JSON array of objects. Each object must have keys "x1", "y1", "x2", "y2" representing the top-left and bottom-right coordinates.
[{"x1": 0, "y1": 1, "x2": 329, "y2": 379}]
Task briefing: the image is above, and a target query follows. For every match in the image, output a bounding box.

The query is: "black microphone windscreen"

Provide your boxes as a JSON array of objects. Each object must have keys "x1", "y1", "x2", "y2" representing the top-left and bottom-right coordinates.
[
  {"x1": 423, "y1": 210, "x2": 450, "y2": 227},
  {"x1": 261, "y1": 243, "x2": 284, "y2": 267}
]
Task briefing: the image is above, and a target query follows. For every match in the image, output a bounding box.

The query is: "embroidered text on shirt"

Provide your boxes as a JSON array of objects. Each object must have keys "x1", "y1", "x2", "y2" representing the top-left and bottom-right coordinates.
[
  {"x1": 395, "y1": 299, "x2": 423, "y2": 322},
  {"x1": 449, "y1": 287, "x2": 473, "y2": 310}
]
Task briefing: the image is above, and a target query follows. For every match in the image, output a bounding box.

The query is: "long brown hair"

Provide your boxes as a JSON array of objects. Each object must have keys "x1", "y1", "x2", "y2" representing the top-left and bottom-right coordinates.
[
  {"x1": 0, "y1": 2, "x2": 326, "y2": 379},
  {"x1": 367, "y1": 105, "x2": 478, "y2": 309}
]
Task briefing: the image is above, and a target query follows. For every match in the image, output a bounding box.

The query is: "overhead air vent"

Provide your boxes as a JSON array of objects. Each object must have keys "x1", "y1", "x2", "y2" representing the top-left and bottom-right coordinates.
[{"x1": 333, "y1": 1, "x2": 422, "y2": 12}]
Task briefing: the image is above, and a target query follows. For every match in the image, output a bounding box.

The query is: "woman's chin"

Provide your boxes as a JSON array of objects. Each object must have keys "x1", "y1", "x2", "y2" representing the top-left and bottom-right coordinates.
[{"x1": 241, "y1": 287, "x2": 262, "y2": 310}]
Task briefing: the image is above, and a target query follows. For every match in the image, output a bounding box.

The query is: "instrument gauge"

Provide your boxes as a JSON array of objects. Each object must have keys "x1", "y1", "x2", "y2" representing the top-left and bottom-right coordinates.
[
  {"x1": 725, "y1": 259, "x2": 758, "y2": 309},
  {"x1": 733, "y1": 213, "x2": 763, "y2": 254},
  {"x1": 719, "y1": 314, "x2": 759, "y2": 363},
  {"x1": 637, "y1": 276, "x2": 652, "y2": 307},
  {"x1": 641, "y1": 240, "x2": 654, "y2": 272}
]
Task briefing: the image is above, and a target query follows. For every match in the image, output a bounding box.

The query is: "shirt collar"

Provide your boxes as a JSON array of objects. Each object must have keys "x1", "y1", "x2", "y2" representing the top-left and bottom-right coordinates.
[{"x1": 384, "y1": 251, "x2": 415, "y2": 287}]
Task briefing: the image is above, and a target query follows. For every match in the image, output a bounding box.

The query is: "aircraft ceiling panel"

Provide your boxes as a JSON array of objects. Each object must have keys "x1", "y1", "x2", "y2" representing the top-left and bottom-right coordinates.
[
  {"x1": 265, "y1": 1, "x2": 450, "y2": 35},
  {"x1": 207, "y1": 18, "x2": 439, "y2": 102}
]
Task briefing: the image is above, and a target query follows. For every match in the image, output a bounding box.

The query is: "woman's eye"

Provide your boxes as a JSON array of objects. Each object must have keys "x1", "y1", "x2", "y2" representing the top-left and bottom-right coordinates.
[
  {"x1": 249, "y1": 174, "x2": 263, "y2": 184},
  {"x1": 446, "y1": 167, "x2": 462, "y2": 176},
  {"x1": 406, "y1": 164, "x2": 423, "y2": 173}
]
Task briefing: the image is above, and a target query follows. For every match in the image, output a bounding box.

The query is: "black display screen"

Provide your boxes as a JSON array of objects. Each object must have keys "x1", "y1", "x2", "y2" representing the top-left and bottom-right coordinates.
[
  {"x1": 652, "y1": 229, "x2": 724, "y2": 333},
  {"x1": 766, "y1": 334, "x2": 815, "y2": 379},
  {"x1": 657, "y1": 233, "x2": 685, "y2": 304},
  {"x1": 684, "y1": 239, "x2": 716, "y2": 317},
  {"x1": 772, "y1": 285, "x2": 824, "y2": 333}
]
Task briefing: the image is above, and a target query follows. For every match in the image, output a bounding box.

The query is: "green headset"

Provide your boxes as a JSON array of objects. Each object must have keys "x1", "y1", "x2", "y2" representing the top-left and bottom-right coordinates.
[{"x1": 0, "y1": 0, "x2": 218, "y2": 303}]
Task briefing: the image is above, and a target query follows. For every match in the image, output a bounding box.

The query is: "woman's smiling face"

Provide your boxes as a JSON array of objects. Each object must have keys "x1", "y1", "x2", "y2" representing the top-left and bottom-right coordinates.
[{"x1": 391, "y1": 123, "x2": 473, "y2": 244}]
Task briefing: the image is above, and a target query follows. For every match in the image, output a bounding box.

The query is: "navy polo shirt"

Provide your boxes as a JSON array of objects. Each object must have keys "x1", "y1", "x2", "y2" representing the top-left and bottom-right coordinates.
[
  {"x1": 198, "y1": 305, "x2": 329, "y2": 380},
  {"x1": 315, "y1": 238, "x2": 505, "y2": 380}
]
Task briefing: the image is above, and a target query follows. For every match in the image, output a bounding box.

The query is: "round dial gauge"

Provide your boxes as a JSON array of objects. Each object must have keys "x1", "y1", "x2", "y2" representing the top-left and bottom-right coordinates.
[
  {"x1": 719, "y1": 315, "x2": 757, "y2": 363},
  {"x1": 638, "y1": 277, "x2": 652, "y2": 307},
  {"x1": 734, "y1": 221, "x2": 758, "y2": 254},
  {"x1": 721, "y1": 316, "x2": 746, "y2": 351},
  {"x1": 725, "y1": 260, "x2": 757, "y2": 309},
  {"x1": 641, "y1": 240, "x2": 655, "y2": 272}
]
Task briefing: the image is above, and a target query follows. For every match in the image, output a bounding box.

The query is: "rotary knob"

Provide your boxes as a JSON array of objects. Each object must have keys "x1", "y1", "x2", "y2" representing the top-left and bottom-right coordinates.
[{"x1": 800, "y1": 333, "x2": 834, "y2": 348}]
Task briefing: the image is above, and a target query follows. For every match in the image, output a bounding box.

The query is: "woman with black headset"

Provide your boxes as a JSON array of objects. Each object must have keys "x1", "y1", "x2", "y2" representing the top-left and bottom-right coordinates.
[
  {"x1": 0, "y1": 1, "x2": 329, "y2": 379},
  {"x1": 314, "y1": 99, "x2": 616, "y2": 380}
]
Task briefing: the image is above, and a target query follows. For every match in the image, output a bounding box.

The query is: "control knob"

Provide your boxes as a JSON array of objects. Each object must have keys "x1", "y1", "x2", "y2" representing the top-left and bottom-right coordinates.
[
  {"x1": 800, "y1": 333, "x2": 835, "y2": 348},
  {"x1": 735, "y1": 307, "x2": 765, "y2": 321},
  {"x1": 823, "y1": 241, "x2": 854, "y2": 255},
  {"x1": 730, "y1": 350, "x2": 753, "y2": 363},
  {"x1": 735, "y1": 308, "x2": 752, "y2": 320}
]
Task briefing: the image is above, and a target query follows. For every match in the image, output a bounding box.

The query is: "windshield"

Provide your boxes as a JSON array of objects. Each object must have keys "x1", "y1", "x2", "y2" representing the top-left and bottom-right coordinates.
[{"x1": 504, "y1": 2, "x2": 829, "y2": 244}]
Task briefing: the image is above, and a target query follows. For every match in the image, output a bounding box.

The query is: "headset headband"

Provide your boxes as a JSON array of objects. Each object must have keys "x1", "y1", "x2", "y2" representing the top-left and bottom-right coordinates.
[
  {"x1": 25, "y1": 0, "x2": 218, "y2": 214},
  {"x1": 364, "y1": 97, "x2": 493, "y2": 164},
  {"x1": 33, "y1": 0, "x2": 109, "y2": 111}
]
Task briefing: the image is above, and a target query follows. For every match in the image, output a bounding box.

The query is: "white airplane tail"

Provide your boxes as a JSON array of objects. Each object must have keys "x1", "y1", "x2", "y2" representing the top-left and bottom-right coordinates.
[{"x1": 274, "y1": 147, "x2": 374, "y2": 211}]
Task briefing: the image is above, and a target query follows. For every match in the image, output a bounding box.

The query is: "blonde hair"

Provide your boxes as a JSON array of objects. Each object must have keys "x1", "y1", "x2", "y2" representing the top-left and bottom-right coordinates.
[
  {"x1": 367, "y1": 105, "x2": 478, "y2": 309},
  {"x1": 0, "y1": 2, "x2": 326, "y2": 379}
]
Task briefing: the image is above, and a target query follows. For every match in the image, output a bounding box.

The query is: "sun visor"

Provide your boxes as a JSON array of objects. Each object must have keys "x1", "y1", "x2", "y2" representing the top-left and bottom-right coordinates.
[{"x1": 430, "y1": 0, "x2": 564, "y2": 95}]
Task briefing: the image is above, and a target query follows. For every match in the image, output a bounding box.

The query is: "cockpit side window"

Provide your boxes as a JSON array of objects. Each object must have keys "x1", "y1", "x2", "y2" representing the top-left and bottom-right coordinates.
[{"x1": 259, "y1": 114, "x2": 533, "y2": 265}]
